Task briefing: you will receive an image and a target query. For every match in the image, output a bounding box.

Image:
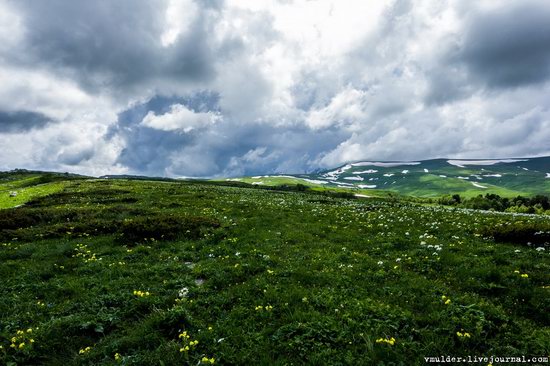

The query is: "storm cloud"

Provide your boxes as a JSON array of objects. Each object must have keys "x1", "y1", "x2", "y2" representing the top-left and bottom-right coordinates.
[
  {"x1": 1, "y1": 0, "x2": 549, "y2": 176},
  {"x1": 0, "y1": 110, "x2": 52, "y2": 133},
  {"x1": 458, "y1": 1, "x2": 550, "y2": 88}
]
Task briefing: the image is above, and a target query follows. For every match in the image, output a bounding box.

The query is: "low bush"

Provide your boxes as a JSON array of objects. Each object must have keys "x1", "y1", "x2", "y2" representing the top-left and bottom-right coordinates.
[
  {"x1": 118, "y1": 215, "x2": 220, "y2": 245},
  {"x1": 480, "y1": 222, "x2": 550, "y2": 246}
]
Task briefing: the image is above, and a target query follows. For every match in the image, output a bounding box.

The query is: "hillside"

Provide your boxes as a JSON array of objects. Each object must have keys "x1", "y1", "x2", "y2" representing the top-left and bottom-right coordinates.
[
  {"x1": 232, "y1": 156, "x2": 550, "y2": 198},
  {"x1": 0, "y1": 173, "x2": 549, "y2": 365}
]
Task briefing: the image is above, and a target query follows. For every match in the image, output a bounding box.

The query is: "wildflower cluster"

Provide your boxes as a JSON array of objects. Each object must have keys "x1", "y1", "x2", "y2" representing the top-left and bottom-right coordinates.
[
  {"x1": 201, "y1": 356, "x2": 216, "y2": 364},
  {"x1": 254, "y1": 305, "x2": 273, "y2": 311},
  {"x1": 73, "y1": 243, "x2": 101, "y2": 263},
  {"x1": 9, "y1": 328, "x2": 36, "y2": 351},
  {"x1": 108, "y1": 261, "x2": 126, "y2": 267},
  {"x1": 133, "y1": 290, "x2": 151, "y2": 297},
  {"x1": 513, "y1": 270, "x2": 529, "y2": 278},
  {"x1": 456, "y1": 330, "x2": 471, "y2": 338},
  {"x1": 441, "y1": 295, "x2": 451, "y2": 305},
  {"x1": 178, "y1": 330, "x2": 199, "y2": 353},
  {"x1": 376, "y1": 337, "x2": 396, "y2": 346},
  {"x1": 79, "y1": 346, "x2": 92, "y2": 354}
]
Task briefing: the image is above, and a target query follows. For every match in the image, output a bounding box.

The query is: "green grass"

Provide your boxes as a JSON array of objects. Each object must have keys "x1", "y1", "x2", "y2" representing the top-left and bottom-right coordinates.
[
  {"x1": 0, "y1": 176, "x2": 549, "y2": 365},
  {"x1": 406, "y1": 174, "x2": 525, "y2": 198},
  {"x1": 0, "y1": 180, "x2": 70, "y2": 209},
  {"x1": 221, "y1": 176, "x2": 393, "y2": 198}
]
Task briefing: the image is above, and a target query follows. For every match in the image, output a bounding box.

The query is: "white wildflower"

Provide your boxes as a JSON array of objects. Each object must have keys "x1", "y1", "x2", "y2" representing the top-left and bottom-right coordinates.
[{"x1": 178, "y1": 287, "x2": 189, "y2": 298}]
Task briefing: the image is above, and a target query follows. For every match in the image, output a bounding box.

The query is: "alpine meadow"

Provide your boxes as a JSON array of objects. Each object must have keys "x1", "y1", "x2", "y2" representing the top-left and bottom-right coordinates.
[{"x1": 1, "y1": 1, "x2": 550, "y2": 365}]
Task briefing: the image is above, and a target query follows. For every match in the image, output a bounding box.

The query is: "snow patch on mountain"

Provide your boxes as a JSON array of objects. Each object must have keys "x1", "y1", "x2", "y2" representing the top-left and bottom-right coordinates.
[
  {"x1": 471, "y1": 182, "x2": 487, "y2": 188},
  {"x1": 354, "y1": 169, "x2": 378, "y2": 174},
  {"x1": 358, "y1": 184, "x2": 377, "y2": 189},
  {"x1": 351, "y1": 162, "x2": 420, "y2": 167},
  {"x1": 447, "y1": 159, "x2": 528, "y2": 167},
  {"x1": 344, "y1": 176, "x2": 364, "y2": 181}
]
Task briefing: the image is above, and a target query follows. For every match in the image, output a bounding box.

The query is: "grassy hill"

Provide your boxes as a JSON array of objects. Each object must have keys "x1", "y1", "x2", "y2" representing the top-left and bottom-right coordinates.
[
  {"x1": 0, "y1": 173, "x2": 548, "y2": 365},
  {"x1": 228, "y1": 156, "x2": 550, "y2": 198},
  {"x1": 0, "y1": 170, "x2": 87, "y2": 209}
]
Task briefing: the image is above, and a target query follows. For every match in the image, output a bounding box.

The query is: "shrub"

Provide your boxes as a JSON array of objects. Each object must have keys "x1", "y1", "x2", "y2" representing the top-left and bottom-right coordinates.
[
  {"x1": 117, "y1": 215, "x2": 220, "y2": 244},
  {"x1": 0, "y1": 207, "x2": 53, "y2": 230},
  {"x1": 480, "y1": 222, "x2": 550, "y2": 246}
]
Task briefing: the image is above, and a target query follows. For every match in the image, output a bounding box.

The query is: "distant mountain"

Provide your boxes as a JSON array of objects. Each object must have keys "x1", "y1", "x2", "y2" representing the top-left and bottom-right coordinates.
[
  {"x1": 99, "y1": 174, "x2": 177, "y2": 182},
  {"x1": 233, "y1": 157, "x2": 550, "y2": 197}
]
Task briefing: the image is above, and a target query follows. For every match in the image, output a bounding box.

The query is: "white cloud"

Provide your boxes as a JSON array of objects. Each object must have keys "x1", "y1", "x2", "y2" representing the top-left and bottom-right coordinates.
[
  {"x1": 141, "y1": 103, "x2": 220, "y2": 132},
  {"x1": 305, "y1": 88, "x2": 367, "y2": 130},
  {"x1": 161, "y1": 0, "x2": 198, "y2": 47}
]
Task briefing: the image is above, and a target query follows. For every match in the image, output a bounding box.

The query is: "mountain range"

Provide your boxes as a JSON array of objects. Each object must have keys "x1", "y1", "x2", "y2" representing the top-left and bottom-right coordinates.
[{"x1": 231, "y1": 156, "x2": 550, "y2": 197}]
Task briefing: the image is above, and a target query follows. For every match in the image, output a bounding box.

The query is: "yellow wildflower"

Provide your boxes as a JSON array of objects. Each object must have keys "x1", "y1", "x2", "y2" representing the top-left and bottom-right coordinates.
[
  {"x1": 376, "y1": 337, "x2": 396, "y2": 346},
  {"x1": 79, "y1": 346, "x2": 92, "y2": 354}
]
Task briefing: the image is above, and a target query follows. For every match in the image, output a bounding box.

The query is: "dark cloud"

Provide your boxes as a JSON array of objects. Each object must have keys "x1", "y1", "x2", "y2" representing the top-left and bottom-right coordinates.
[
  {"x1": 58, "y1": 147, "x2": 95, "y2": 166},
  {"x1": 0, "y1": 110, "x2": 52, "y2": 133},
  {"x1": 9, "y1": 0, "x2": 223, "y2": 96},
  {"x1": 425, "y1": 1, "x2": 550, "y2": 105},
  {"x1": 424, "y1": 65, "x2": 472, "y2": 106},
  {"x1": 108, "y1": 94, "x2": 217, "y2": 175},
  {"x1": 458, "y1": 1, "x2": 550, "y2": 88},
  {"x1": 108, "y1": 95, "x2": 350, "y2": 177}
]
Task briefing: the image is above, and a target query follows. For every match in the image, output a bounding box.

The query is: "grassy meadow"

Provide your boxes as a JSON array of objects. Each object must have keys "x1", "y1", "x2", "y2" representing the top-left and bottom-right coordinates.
[{"x1": 0, "y1": 174, "x2": 549, "y2": 365}]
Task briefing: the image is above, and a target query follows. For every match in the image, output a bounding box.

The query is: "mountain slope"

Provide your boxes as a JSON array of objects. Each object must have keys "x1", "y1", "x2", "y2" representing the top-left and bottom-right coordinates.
[{"x1": 233, "y1": 157, "x2": 550, "y2": 197}]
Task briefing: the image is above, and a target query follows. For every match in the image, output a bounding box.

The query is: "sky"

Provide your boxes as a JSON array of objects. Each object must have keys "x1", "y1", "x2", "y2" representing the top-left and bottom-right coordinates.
[{"x1": 1, "y1": 0, "x2": 550, "y2": 177}]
